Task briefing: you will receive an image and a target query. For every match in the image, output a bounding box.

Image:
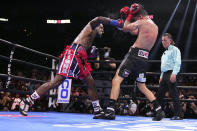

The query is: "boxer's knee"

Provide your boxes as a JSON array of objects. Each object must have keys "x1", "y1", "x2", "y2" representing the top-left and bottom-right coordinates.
[
  {"x1": 136, "y1": 82, "x2": 146, "y2": 89},
  {"x1": 43, "y1": 82, "x2": 54, "y2": 90},
  {"x1": 85, "y1": 75, "x2": 95, "y2": 88}
]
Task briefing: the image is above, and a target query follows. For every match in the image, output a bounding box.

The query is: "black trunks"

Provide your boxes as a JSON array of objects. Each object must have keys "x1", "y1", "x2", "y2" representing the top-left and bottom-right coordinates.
[{"x1": 118, "y1": 47, "x2": 149, "y2": 83}]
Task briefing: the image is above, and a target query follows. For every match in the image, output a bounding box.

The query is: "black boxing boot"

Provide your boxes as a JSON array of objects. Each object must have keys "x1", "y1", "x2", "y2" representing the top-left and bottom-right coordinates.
[
  {"x1": 103, "y1": 99, "x2": 116, "y2": 120},
  {"x1": 152, "y1": 100, "x2": 165, "y2": 121},
  {"x1": 93, "y1": 109, "x2": 105, "y2": 119},
  {"x1": 92, "y1": 100, "x2": 105, "y2": 119}
]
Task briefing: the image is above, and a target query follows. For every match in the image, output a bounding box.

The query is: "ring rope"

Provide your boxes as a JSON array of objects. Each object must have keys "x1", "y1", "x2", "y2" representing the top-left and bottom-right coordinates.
[
  {"x1": 0, "y1": 39, "x2": 58, "y2": 60},
  {"x1": 1, "y1": 88, "x2": 196, "y2": 104},
  {"x1": 0, "y1": 54, "x2": 56, "y2": 72},
  {"x1": 12, "y1": 58, "x2": 56, "y2": 72},
  {"x1": 0, "y1": 73, "x2": 197, "y2": 90},
  {"x1": 1, "y1": 39, "x2": 197, "y2": 64},
  {"x1": 1, "y1": 39, "x2": 197, "y2": 106},
  {"x1": 0, "y1": 73, "x2": 135, "y2": 88},
  {"x1": 0, "y1": 73, "x2": 46, "y2": 84},
  {"x1": 136, "y1": 97, "x2": 197, "y2": 102},
  {"x1": 87, "y1": 59, "x2": 197, "y2": 63},
  {"x1": 1, "y1": 74, "x2": 197, "y2": 103},
  {"x1": 1, "y1": 52, "x2": 197, "y2": 76},
  {"x1": 91, "y1": 71, "x2": 197, "y2": 76}
]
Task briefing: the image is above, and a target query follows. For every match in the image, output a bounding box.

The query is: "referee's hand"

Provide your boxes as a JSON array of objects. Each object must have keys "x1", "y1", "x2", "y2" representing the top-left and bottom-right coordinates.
[
  {"x1": 159, "y1": 78, "x2": 162, "y2": 84},
  {"x1": 170, "y1": 74, "x2": 176, "y2": 83}
]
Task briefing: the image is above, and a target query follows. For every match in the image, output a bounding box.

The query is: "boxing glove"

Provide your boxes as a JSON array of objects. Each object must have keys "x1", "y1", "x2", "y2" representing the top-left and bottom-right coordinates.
[
  {"x1": 120, "y1": 6, "x2": 130, "y2": 20},
  {"x1": 109, "y1": 19, "x2": 124, "y2": 29},
  {"x1": 126, "y1": 3, "x2": 140, "y2": 21},
  {"x1": 130, "y1": 3, "x2": 140, "y2": 15}
]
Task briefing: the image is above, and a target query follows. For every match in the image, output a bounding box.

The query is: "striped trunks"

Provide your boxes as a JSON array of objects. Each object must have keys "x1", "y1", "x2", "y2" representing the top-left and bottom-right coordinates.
[{"x1": 57, "y1": 43, "x2": 92, "y2": 80}]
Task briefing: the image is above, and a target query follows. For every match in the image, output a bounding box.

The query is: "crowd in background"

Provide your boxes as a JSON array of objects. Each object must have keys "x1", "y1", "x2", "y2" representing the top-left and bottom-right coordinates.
[{"x1": 1, "y1": 47, "x2": 197, "y2": 119}]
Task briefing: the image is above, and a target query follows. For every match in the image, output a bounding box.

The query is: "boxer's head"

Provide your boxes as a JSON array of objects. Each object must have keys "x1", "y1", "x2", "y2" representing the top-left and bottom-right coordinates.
[
  {"x1": 131, "y1": 3, "x2": 148, "y2": 20},
  {"x1": 95, "y1": 24, "x2": 104, "y2": 37}
]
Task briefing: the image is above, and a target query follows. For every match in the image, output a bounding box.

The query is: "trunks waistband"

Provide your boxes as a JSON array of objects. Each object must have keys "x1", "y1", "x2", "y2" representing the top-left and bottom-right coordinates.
[
  {"x1": 129, "y1": 47, "x2": 149, "y2": 59},
  {"x1": 71, "y1": 43, "x2": 86, "y2": 51},
  {"x1": 70, "y1": 43, "x2": 80, "y2": 50}
]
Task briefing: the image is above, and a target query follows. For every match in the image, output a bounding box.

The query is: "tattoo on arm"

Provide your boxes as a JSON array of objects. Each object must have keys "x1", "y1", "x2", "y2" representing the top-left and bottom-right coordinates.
[
  {"x1": 90, "y1": 16, "x2": 110, "y2": 30},
  {"x1": 123, "y1": 21, "x2": 138, "y2": 33}
]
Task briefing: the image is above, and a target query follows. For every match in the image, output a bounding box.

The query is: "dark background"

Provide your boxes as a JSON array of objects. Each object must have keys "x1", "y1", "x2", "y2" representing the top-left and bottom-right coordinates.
[{"x1": 0, "y1": 0, "x2": 196, "y2": 72}]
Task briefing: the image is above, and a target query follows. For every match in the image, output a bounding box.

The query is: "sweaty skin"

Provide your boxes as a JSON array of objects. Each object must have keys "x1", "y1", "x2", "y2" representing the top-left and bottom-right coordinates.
[
  {"x1": 73, "y1": 21, "x2": 104, "y2": 50},
  {"x1": 36, "y1": 22, "x2": 104, "y2": 100},
  {"x1": 110, "y1": 15, "x2": 159, "y2": 102},
  {"x1": 123, "y1": 16, "x2": 158, "y2": 51}
]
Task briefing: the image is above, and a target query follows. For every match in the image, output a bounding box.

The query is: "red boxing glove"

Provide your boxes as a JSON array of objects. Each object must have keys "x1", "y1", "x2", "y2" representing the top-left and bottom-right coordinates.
[
  {"x1": 120, "y1": 6, "x2": 130, "y2": 20},
  {"x1": 126, "y1": 12, "x2": 133, "y2": 21},
  {"x1": 126, "y1": 3, "x2": 140, "y2": 21},
  {"x1": 118, "y1": 19, "x2": 124, "y2": 28},
  {"x1": 117, "y1": 19, "x2": 124, "y2": 30},
  {"x1": 130, "y1": 3, "x2": 140, "y2": 15}
]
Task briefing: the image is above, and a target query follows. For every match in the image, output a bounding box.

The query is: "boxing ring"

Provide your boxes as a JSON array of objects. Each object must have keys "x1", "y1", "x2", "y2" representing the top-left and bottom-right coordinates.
[
  {"x1": 1, "y1": 112, "x2": 197, "y2": 131},
  {"x1": 1, "y1": 39, "x2": 197, "y2": 130}
]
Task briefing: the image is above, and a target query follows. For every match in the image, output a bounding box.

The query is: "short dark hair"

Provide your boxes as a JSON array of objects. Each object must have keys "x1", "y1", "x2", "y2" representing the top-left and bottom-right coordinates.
[{"x1": 135, "y1": 4, "x2": 148, "y2": 17}]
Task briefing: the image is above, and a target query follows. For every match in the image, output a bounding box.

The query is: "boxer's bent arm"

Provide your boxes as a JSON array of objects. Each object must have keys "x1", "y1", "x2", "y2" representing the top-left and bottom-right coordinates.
[
  {"x1": 124, "y1": 20, "x2": 130, "y2": 28},
  {"x1": 123, "y1": 21, "x2": 138, "y2": 34},
  {"x1": 130, "y1": 28, "x2": 139, "y2": 35}
]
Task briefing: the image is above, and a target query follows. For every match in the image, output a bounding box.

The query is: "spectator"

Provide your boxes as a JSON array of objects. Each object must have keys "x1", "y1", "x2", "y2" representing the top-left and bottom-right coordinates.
[
  {"x1": 183, "y1": 95, "x2": 197, "y2": 118},
  {"x1": 11, "y1": 94, "x2": 21, "y2": 111},
  {"x1": 128, "y1": 100, "x2": 137, "y2": 116},
  {"x1": 1, "y1": 92, "x2": 12, "y2": 111},
  {"x1": 93, "y1": 47, "x2": 117, "y2": 96}
]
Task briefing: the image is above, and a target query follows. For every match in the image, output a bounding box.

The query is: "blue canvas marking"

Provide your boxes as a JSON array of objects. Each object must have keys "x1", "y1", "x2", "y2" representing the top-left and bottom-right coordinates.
[{"x1": 0, "y1": 111, "x2": 197, "y2": 131}]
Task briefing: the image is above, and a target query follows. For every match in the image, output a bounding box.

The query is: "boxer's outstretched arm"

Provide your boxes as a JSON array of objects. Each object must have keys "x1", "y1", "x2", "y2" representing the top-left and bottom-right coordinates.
[
  {"x1": 90, "y1": 16, "x2": 111, "y2": 30},
  {"x1": 90, "y1": 16, "x2": 124, "y2": 30}
]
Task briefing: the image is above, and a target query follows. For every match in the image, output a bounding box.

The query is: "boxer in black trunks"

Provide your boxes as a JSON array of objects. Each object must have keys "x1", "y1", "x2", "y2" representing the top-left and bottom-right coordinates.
[
  {"x1": 101, "y1": 3, "x2": 165, "y2": 121},
  {"x1": 19, "y1": 22, "x2": 105, "y2": 119},
  {"x1": 19, "y1": 4, "x2": 164, "y2": 121},
  {"x1": 82, "y1": 4, "x2": 165, "y2": 121}
]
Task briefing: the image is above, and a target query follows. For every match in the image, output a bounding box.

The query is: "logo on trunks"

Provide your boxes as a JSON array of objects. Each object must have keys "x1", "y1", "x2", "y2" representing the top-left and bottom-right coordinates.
[
  {"x1": 139, "y1": 73, "x2": 144, "y2": 78},
  {"x1": 62, "y1": 50, "x2": 73, "y2": 73},
  {"x1": 137, "y1": 73, "x2": 146, "y2": 82},
  {"x1": 138, "y1": 50, "x2": 149, "y2": 58},
  {"x1": 123, "y1": 69, "x2": 130, "y2": 77},
  {"x1": 67, "y1": 50, "x2": 72, "y2": 60}
]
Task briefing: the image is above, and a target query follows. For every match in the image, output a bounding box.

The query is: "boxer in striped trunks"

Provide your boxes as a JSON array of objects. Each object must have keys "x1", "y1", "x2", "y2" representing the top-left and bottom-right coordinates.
[{"x1": 19, "y1": 21, "x2": 105, "y2": 119}]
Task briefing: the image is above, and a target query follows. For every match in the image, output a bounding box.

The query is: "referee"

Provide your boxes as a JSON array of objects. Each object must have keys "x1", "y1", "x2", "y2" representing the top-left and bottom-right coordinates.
[{"x1": 156, "y1": 33, "x2": 182, "y2": 120}]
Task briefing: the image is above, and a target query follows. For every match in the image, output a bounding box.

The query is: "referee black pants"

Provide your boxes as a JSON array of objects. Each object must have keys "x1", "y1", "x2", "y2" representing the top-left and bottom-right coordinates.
[{"x1": 156, "y1": 70, "x2": 182, "y2": 117}]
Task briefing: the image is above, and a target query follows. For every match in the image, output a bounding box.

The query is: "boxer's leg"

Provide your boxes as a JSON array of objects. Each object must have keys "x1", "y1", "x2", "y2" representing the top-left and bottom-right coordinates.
[
  {"x1": 84, "y1": 74, "x2": 104, "y2": 119},
  {"x1": 103, "y1": 69, "x2": 124, "y2": 120},
  {"x1": 137, "y1": 82, "x2": 165, "y2": 121},
  {"x1": 19, "y1": 75, "x2": 65, "y2": 116}
]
